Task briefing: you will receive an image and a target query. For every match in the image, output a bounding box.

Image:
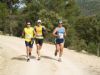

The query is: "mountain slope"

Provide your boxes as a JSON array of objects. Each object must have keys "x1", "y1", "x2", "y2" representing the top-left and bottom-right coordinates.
[
  {"x1": 75, "y1": 0, "x2": 100, "y2": 15},
  {"x1": 0, "y1": 35, "x2": 100, "y2": 75}
]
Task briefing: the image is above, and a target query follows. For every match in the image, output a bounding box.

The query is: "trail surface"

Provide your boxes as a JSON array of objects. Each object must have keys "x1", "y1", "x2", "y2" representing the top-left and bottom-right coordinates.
[{"x1": 0, "y1": 35, "x2": 100, "y2": 75}]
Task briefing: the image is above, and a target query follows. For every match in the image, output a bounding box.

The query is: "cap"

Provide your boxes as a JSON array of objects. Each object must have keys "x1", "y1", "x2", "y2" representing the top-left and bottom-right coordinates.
[
  {"x1": 27, "y1": 22, "x2": 31, "y2": 25},
  {"x1": 37, "y1": 20, "x2": 41, "y2": 23},
  {"x1": 59, "y1": 20, "x2": 63, "y2": 24}
]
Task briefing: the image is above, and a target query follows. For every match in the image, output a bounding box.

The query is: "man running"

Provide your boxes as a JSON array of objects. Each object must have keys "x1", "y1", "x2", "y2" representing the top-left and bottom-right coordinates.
[
  {"x1": 53, "y1": 20, "x2": 66, "y2": 62},
  {"x1": 34, "y1": 20, "x2": 46, "y2": 60},
  {"x1": 22, "y1": 21, "x2": 35, "y2": 62}
]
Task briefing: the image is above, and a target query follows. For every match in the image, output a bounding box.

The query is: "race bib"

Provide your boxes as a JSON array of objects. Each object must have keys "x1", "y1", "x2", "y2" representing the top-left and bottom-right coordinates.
[
  {"x1": 58, "y1": 33, "x2": 64, "y2": 39},
  {"x1": 25, "y1": 34, "x2": 32, "y2": 39}
]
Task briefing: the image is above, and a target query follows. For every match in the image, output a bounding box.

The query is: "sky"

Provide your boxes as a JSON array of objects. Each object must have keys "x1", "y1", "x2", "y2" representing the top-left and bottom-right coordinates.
[{"x1": 13, "y1": 0, "x2": 26, "y2": 9}]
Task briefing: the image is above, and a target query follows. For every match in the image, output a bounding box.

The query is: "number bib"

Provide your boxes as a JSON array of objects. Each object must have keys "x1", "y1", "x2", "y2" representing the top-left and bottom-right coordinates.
[
  {"x1": 25, "y1": 34, "x2": 32, "y2": 39},
  {"x1": 58, "y1": 33, "x2": 64, "y2": 39}
]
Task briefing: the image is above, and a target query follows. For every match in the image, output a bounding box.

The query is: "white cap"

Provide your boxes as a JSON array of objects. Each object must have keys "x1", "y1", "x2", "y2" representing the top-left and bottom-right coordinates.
[
  {"x1": 27, "y1": 22, "x2": 31, "y2": 25},
  {"x1": 59, "y1": 21, "x2": 62, "y2": 24},
  {"x1": 37, "y1": 20, "x2": 41, "y2": 23}
]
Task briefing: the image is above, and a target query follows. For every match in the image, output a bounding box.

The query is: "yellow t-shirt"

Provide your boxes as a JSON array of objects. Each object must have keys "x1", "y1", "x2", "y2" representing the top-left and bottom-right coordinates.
[
  {"x1": 24, "y1": 27, "x2": 34, "y2": 42},
  {"x1": 34, "y1": 25, "x2": 44, "y2": 39}
]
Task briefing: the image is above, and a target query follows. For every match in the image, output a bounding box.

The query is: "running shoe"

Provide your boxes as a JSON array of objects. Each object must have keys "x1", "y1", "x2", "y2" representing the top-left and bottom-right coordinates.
[
  {"x1": 27, "y1": 58, "x2": 30, "y2": 62},
  {"x1": 58, "y1": 58, "x2": 62, "y2": 62},
  {"x1": 37, "y1": 56, "x2": 41, "y2": 60},
  {"x1": 27, "y1": 57, "x2": 30, "y2": 62}
]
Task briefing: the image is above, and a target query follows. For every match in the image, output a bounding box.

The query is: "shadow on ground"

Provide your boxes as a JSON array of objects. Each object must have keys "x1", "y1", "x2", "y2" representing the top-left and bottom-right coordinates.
[
  {"x1": 11, "y1": 55, "x2": 36, "y2": 61},
  {"x1": 41, "y1": 55, "x2": 58, "y2": 61}
]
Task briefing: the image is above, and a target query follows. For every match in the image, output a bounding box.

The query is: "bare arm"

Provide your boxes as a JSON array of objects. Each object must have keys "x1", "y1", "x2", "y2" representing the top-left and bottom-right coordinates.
[
  {"x1": 22, "y1": 30, "x2": 25, "y2": 38},
  {"x1": 64, "y1": 32, "x2": 66, "y2": 37},
  {"x1": 52, "y1": 28, "x2": 58, "y2": 37},
  {"x1": 33, "y1": 26, "x2": 36, "y2": 36},
  {"x1": 64, "y1": 28, "x2": 67, "y2": 37}
]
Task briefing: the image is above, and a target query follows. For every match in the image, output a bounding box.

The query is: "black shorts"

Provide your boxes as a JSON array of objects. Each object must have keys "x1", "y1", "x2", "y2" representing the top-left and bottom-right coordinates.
[
  {"x1": 55, "y1": 38, "x2": 64, "y2": 44},
  {"x1": 35, "y1": 39, "x2": 43, "y2": 46},
  {"x1": 25, "y1": 41, "x2": 33, "y2": 48}
]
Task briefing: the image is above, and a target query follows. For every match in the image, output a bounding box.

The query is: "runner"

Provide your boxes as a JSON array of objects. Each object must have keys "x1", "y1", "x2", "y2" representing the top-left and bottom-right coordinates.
[
  {"x1": 53, "y1": 20, "x2": 66, "y2": 62},
  {"x1": 34, "y1": 20, "x2": 46, "y2": 60},
  {"x1": 22, "y1": 21, "x2": 35, "y2": 62}
]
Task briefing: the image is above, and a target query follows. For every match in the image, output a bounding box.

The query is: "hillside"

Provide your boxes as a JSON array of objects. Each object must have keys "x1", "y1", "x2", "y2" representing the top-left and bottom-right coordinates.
[
  {"x1": 0, "y1": 35, "x2": 100, "y2": 75},
  {"x1": 75, "y1": 0, "x2": 100, "y2": 15}
]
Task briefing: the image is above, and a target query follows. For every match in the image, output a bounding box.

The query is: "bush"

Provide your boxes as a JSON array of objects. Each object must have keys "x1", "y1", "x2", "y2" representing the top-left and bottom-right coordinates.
[{"x1": 87, "y1": 42, "x2": 97, "y2": 54}]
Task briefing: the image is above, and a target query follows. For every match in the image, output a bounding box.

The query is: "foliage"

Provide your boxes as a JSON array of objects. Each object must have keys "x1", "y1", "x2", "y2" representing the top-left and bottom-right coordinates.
[{"x1": 0, "y1": 0, "x2": 100, "y2": 55}]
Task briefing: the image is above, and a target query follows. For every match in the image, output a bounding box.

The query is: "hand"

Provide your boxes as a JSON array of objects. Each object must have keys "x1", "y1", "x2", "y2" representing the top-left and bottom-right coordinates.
[
  {"x1": 21, "y1": 35, "x2": 24, "y2": 38},
  {"x1": 55, "y1": 34, "x2": 59, "y2": 37}
]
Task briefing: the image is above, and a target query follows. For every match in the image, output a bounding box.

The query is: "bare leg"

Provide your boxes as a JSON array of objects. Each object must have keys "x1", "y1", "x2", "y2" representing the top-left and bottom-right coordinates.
[
  {"x1": 55, "y1": 44, "x2": 60, "y2": 56},
  {"x1": 59, "y1": 43, "x2": 64, "y2": 57},
  {"x1": 36, "y1": 44, "x2": 42, "y2": 60},
  {"x1": 26, "y1": 46, "x2": 29, "y2": 57},
  {"x1": 29, "y1": 48, "x2": 32, "y2": 56},
  {"x1": 58, "y1": 43, "x2": 64, "y2": 62},
  {"x1": 26, "y1": 46, "x2": 30, "y2": 61}
]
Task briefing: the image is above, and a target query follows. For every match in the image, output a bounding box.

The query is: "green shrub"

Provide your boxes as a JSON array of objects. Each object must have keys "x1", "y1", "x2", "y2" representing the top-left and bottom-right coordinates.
[{"x1": 87, "y1": 42, "x2": 97, "y2": 54}]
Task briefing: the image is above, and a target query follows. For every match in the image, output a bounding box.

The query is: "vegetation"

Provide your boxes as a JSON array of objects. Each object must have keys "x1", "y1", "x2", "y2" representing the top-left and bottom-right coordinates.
[
  {"x1": 0, "y1": 0, "x2": 100, "y2": 56},
  {"x1": 75, "y1": 0, "x2": 100, "y2": 15}
]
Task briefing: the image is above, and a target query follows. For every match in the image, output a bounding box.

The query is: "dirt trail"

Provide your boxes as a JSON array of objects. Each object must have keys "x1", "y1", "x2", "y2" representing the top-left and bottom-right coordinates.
[{"x1": 0, "y1": 35, "x2": 100, "y2": 75}]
